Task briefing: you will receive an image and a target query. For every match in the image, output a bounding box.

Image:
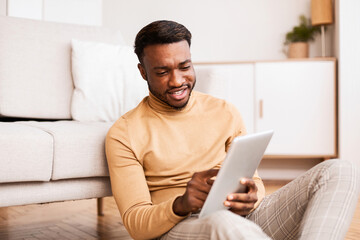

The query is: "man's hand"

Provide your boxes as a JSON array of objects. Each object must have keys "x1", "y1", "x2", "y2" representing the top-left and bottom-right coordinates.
[
  {"x1": 224, "y1": 178, "x2": 258, "y2": 216},
  {"x1": 173, "y1": 169, "x2": 219, "y2": 216}
]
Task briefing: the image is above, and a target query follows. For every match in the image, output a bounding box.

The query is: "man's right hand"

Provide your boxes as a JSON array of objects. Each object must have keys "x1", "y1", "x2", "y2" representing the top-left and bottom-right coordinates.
[{"x1": 172, "y1": 169, "x2": 219, "y2": 216}]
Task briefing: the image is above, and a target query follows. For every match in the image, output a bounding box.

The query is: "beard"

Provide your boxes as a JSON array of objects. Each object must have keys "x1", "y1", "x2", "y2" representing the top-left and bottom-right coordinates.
[{"x1": 148, "y1": 79, "x2": 196, "y2": 111}]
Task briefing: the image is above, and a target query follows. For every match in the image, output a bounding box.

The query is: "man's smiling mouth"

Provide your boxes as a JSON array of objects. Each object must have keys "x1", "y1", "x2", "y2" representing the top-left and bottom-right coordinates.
[
  {"x1": 168, "y1": 86, "x2": 189, "y2": 101},
  {"x1": 173, "y1": 89, "x2": 185, "y2": 95}
]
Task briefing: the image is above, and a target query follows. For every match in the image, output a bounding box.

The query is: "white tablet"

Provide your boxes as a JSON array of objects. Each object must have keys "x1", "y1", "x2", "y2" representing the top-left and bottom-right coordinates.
[{"x1": 199, "y1": 130, "x2": 274, "y2": 218}]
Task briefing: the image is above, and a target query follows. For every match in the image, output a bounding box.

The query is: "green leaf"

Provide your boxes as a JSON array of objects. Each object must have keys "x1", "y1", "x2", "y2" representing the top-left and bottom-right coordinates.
[{"x1": 284, "y1": 15, "x2": 320, "y2": 45}]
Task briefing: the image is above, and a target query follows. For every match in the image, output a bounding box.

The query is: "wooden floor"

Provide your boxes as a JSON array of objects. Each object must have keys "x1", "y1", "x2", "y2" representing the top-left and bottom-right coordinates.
[{"x1": 0, "y1": 181, "x2": 359, "y2": 239}]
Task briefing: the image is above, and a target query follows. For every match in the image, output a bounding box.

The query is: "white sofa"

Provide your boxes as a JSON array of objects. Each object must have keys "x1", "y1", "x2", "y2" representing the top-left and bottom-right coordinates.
[{"x1": 0, "y1": 16, "x2": 138, "y2": 211}]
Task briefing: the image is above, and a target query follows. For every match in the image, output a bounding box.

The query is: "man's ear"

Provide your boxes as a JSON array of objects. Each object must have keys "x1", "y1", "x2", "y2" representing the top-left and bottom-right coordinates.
[{"x1": 138, "y1": 63, "x2": 147, "y2": 81}]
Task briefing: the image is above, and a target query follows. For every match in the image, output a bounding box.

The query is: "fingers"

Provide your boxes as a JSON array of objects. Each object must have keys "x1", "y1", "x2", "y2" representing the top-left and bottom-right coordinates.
[
  {"x1": 189, "y1": 169, "x2": 218, "y2": 193},
  {"x1": 183, "y1": 169, "x2": 218, "y2": 207},
  {"x1": 186, "y1": 180, "x2": 210, "y2": 201},
  {"x1": 226, "y1": 192, "x2": 258, "y2": 203},
  {"x1": 224, "y1": 198, "x2": 255, "y2": 216},
  {"x1": 240, "y1": 178, "x2": 258, "y2": 193},
  {"x1": 229, "y1": 203, "x2": 255, "y2": 216},
  {"x1": 221, "y1": 178, "x2": 259, "y2": 216},
  {"x1": 225, "y1": 201, "x2": 255, "y2": 210},
  {"x1": 224, "y1": 192, "x2": 258, "y2": 216},
  {"x1": 195, "y1": 168, "x2": 219, "y2": 179},
  {"x1": 173, "y1": 194, "x2": 204, "y2": 216},
  {"x1": 183, "y1": 193, "x2": 206, "y2": 212},
  {"x1": 206, "y1": 178, "x2": 215, "y2": 186},
  {"x1": 187, "y1": 175, "x2": 211, "y2": 195},
  {"x1": 174, "y1": 169, "x2": 219, "y2": 215}
]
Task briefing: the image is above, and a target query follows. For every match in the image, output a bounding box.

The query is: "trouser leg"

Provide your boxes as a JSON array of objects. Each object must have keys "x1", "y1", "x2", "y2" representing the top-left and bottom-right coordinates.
[
  {"x1": 247, "y1": 159, "x2": 360, "y2": 240},
  {"x1": 159, "y1": 210, "x2": 270, "y2": 240}
]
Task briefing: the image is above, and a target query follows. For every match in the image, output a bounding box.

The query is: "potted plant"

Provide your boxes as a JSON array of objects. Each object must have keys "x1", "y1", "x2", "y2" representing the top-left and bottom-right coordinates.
[{"x1": 284, "y1": 15, "x2": 320, "y2": 58}]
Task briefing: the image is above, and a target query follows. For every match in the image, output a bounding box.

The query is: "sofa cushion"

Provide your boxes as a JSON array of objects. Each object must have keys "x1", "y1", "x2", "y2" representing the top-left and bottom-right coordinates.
[
  {"x1": 19, "y1": 121, "x2": 113, "y2": 180},
  {"x1": 71, "y1": 39, "x2": 147, "y2": 122},
  {"x1": 0, "y1": 16, "x2": 124, "y2": 119},
  {"x1": 0, "y1": 123, "x2": 53, "y2": 183}
]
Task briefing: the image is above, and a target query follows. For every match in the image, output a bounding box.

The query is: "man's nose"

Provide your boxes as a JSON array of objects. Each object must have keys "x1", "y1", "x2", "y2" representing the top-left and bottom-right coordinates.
[{"x1": 169, "y1": 70, "x2": 185, "y2": 87}]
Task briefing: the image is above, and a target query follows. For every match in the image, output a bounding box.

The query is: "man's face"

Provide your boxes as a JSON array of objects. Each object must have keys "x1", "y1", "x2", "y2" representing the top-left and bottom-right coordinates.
[{"x1": 138, "y1": 40, "x2": 196, "y2": 110}]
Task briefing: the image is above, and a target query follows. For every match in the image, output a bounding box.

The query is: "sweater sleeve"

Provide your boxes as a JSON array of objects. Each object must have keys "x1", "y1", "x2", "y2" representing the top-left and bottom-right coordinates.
[{"x1": 105, "y1": 118, "x2": 186, "y2": 240}]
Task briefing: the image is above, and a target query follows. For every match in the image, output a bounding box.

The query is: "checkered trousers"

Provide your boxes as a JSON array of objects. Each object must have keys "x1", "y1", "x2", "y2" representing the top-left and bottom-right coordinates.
[{"x1": 159, "y1": 159, "x2": 359, "y2": 240}]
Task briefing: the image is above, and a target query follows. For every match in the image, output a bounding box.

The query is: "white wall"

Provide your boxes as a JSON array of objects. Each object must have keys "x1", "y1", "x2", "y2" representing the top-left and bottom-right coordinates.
[
  {"x1": 7, "y1": 0, "x2": 43, "y2": 20},
  {"x1": 336, "y1": 0, "x2": 360, "y2": 167},
  {"x1": 44, "y1": 0, "x2": 102, "y2": 26},
  {"x1": 103, "y1": 0, "x2": 332, "y2": 62},
  {"x1": 6, "y1": 0, "x2": 102, "y2": 26},
  {"x1": 0, "y1": 0, "x2": 6, "y2": 16}
]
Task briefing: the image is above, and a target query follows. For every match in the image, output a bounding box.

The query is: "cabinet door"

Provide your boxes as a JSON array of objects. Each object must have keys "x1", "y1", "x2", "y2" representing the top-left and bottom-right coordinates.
[
  {"x1": 194, "y1": 64, "x2": 255, "y2": 133},
  {"x1": 255, "y1": 61, "x2": 336, "y2": 156}
]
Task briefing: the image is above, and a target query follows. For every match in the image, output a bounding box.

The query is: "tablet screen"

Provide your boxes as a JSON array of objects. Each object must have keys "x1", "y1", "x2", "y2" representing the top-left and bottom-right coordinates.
[{"x1": 198, "y1": 130, "x2": 273, "y2": 218}]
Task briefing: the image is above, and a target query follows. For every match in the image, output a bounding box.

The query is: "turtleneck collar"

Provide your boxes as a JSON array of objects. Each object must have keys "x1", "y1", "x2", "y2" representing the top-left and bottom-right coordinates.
[{"x1": 147, "y1": 91, "x2": 196, "y2": 114}]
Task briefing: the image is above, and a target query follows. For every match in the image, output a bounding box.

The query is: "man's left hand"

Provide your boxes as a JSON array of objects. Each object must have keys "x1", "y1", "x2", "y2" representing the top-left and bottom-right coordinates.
[{"x1": 223, "y1": 178, "x2": 258, "y2": 216}]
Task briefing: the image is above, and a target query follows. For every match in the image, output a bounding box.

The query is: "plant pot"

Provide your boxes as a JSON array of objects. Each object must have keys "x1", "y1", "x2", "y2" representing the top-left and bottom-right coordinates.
[{"x1": 288, "y1": 42, "x2": 309, "y2": 58}]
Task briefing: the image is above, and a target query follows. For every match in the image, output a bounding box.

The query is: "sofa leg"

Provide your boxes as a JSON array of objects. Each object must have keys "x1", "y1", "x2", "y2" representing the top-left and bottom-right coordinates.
[{"x1": 97, "y1": 198, "x2": 104, "y2": 216}]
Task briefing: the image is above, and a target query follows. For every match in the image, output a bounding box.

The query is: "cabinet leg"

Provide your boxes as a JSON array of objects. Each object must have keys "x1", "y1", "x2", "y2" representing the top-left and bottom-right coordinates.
[{"x1": 97, "y1": 198, "x2": 104, "y2": 216}]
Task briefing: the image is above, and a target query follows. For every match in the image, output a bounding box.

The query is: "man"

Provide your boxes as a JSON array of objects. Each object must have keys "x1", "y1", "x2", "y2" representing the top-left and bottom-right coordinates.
[{"x1": 106, "y1": 20, "x2": 359, "y2": 240}]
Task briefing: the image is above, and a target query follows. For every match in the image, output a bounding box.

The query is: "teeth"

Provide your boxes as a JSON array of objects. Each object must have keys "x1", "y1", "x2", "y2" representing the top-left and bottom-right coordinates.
[{"x1": 173, "y1": 89, "x2": 184, "y2": 95}]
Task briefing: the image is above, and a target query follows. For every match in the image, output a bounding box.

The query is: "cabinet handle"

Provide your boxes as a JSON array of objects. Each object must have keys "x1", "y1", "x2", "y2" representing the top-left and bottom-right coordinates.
[{"x1": 259, "y1": 100, "x2": 263, "y2": 118}]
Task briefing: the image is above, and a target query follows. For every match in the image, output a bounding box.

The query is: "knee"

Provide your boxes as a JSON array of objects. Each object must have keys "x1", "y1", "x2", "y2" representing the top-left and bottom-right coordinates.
[
  {"x1": 319, "y1": 159, "x2": 356, "y2": 173},
  {"x1": 320, "y1": 159, "x2": 359, "y2": 189},
  {"x1": 204, "y1": 210, "x2": 234, "y2": 232},
  {"x1": 204, "y1": 210, "x2": 268, "y2": 239}
]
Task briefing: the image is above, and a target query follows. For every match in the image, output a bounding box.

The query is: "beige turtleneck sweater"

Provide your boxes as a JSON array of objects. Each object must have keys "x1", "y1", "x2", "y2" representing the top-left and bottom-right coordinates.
[{"x1": 105, "y1": 91, "x2": 265, "y2": 240}]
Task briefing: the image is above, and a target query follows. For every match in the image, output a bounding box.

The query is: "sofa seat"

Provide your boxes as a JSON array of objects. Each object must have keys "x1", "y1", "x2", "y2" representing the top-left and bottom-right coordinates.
[
  {"x1": 17, "y1": 121, "x2": 113, "y2": 180},
  {"x1": 0, "y1": 120, "x2": 113, "y2": 207},
  {"x1": 0, "y1": 122, "x2": 53, "y2": 183},
  {"x1": 0, "y1": 121, "x2": 112, "y2": 184}
]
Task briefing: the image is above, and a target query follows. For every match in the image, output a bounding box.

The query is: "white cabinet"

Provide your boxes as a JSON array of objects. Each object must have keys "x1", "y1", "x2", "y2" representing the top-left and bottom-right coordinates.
[
  {"x1": 194, "y1": 59, "x2": 337, "y2": 159},
  {"x1": 255, "y1": 60, "x2": 336, "y2": 157},
  {"x1": 194, "y1": 64, "x2": 255, "y2": 134}
]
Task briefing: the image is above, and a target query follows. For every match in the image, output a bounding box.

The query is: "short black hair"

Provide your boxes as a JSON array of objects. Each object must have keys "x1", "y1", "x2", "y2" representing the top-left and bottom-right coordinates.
[{"x1": 134, "y1": 20, "x2": 192, "y2": 63}]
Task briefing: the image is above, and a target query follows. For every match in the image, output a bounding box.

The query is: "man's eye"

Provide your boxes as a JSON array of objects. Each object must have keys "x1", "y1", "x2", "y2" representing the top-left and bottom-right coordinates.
[
  {"x1": 157, "y1": 71, "x2": 167, "y2": 76},
  {"x1": 181, "y1": 66, "x2": 191, "y2": 70}
]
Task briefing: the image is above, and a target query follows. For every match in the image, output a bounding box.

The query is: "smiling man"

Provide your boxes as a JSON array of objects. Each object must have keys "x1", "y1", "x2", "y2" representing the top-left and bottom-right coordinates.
[
  {"x1": 106, "y1": 20, "x2": 359, "y2": 240},
  {"x1": 137, "y1": 40, "x2": 195, "y2": 110}
]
